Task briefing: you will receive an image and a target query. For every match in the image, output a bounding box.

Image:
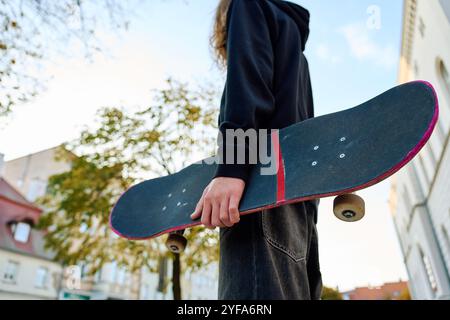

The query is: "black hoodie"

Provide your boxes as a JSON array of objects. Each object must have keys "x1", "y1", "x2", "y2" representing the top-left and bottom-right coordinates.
[
  {"x1": 269, "y1": 0, "x2": 310, "y2": 51},
  {"x1": 214, "y1": 0, "x2": 314, "y2": 182}
]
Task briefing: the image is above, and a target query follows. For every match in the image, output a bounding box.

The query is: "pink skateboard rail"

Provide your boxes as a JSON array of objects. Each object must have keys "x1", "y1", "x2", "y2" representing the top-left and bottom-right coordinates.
[{"x1": 109, "y1": 80, "x2": 439, "y2": 240}]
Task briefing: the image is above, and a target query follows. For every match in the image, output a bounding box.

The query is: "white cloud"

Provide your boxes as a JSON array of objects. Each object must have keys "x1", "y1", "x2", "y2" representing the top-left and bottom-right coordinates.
[
  {"x1": 339, "y1": 23, "x2": 397, "y2": 69},
  {"x1": 316, "y1": 43, "x2": 341, "y2": 64}
]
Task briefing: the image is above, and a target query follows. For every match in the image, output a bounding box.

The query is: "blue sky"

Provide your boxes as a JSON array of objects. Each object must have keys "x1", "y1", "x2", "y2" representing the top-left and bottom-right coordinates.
[
  {"x1": 131, "y1": 0, "x2": 404, "y2": 114},
  {"x1": 0, "y1": 0, "x2": 406, "y2": 291}
]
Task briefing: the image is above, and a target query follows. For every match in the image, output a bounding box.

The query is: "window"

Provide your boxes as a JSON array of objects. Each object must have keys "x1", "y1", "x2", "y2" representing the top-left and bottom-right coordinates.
[
  {"x1": 442, "y1": 62, "x2": 450, "y2": 84},
  {"x1": 141, "y1": 284, "x2": 150, "y2": 300},
  {"x1": 420, "y1": 248, "x2": 438, "y2": 292},
  {"x1": 110, "y1": 262, "x2": 117, "y2": 283},
  {"x1": 438, "y1": 59, "x2": 450, "y2": 93},
  {"x1": 116, "y1": 268, "x2": 126, "y2": 285},
  {"x1": 27, "y1": 179, "x2": 47, "y2": 202},
  {"x1": 12, "y1": 222, "x2": 31, "y2": 243},
  {"x1": 442, "y1": 225, "x2": 450, "y2": 264},
  {"x1": 418, "y1": 18, "x2": 425, "y2": 38},
  {"x1": 426, "y1": 144, "x2": 437, "y2": 167},
  {"x1": 94, "y1": 269, "x2": 102, "y2": 283},
  {"x1": 3, "y1": 261, "x2": 19, "y2": 283},
  {"x1": 437, "y1": 58, "x2": 450, "y2": 110},
  {"x1": 80, "y1": 262, "x2": 88, "y2": 279},
  {"x1": 436, "y1": 58, "x2": 450, "y2": 142},
  {"x1": 35, "y1": 267, "x2": 49, "y2": 288},
  {"x1": 443, "y1": 224, "x2": 450, "y2": 244},
  {"x1": 402, "y1": 186, "x2": 413, "y2": 214},
  {"x1": 435, "y1": 120, "x2": 446, "y2": 147},
  {"x1": 418, "y1": 155, "x2": 430, "y2": 185},
  {"x1": 414, "y1": 61, "x2": 419, "y2": 76}
]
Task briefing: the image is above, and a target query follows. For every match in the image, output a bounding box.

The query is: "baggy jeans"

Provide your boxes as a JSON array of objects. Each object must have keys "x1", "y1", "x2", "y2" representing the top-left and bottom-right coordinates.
[{"x1": 218, "y1": 201, "x2": 322, "y2": 300}]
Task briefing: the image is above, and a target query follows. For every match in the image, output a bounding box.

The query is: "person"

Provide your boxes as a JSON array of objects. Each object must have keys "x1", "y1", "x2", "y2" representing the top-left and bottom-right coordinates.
[{"x1": 191, "y1": 0, "x2": 322, "y2": 300}]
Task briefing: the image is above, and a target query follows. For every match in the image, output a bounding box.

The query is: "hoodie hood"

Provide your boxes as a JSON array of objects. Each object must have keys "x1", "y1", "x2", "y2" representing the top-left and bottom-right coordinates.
[{"x1": 267, "y1": 0, "x2": 310, "y2": 51}]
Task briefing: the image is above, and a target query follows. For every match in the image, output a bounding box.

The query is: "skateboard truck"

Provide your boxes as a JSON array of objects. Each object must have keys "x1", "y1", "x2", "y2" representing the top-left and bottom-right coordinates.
[
  {"x1": 333, "y1": 193, "x2": 365, "y2": 222},
  {"x1": 166, "y1": 229, "x2": 187, "y2": 254}
]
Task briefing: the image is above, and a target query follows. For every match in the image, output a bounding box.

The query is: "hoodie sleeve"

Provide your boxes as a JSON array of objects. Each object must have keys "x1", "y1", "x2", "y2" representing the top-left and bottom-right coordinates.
[{"x1": 214, "y1": 0, "x2": 275, "y2": 183}]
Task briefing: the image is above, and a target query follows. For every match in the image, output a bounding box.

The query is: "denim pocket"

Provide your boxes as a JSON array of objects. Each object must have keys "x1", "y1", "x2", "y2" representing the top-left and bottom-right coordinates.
[{"x1": 261, "y1": 203, "x2": 309, "y2": 262}]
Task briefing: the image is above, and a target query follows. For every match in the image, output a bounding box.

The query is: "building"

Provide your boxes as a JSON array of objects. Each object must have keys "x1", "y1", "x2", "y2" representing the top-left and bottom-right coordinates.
[
  {"x1": 389, "y1": 0, "x2": 450, "y2": 299},
  {"x1": 139, "y1": 259, "x2": 218, "y2": 300},
  {"x1": 184, "y1": 263, "x2": 218, "y2": 300},
  {"x1": 2, "y1": 147, "x2": 218, "y2": 299},
  {"x1": 2, "y1": 147, "x2": 148, "y2": 299},
  {"x1": 2, "y1": 147, "x2": 72, "y2": 202},
  {"x1": 342, "y1": 281, "x2": 410, "y2": 300},
  {"x1": 0, "y1": 155, "x2": 63, "y2": 299}
]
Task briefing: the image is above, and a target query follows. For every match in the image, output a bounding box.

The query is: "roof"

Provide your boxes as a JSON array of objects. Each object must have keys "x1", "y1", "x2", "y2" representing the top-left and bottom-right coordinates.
[
  {"x1": 4, "y1": 144, "x2": 76, "y2": 163},
  {"x1": 5, "y1": 145, "x2": 60, "y2": 162},
  {"x1": 342, "y1": 281, "x2": 409, "y2": 300},
  {"x1": 0, "y1": 229, "x2": 56, "y2": 261},
  {"x1": 0, "y1": 177, "x2": 38, "y2": 209},
  {"x1": 0, "y1": 177, "x2": 55, "y2": 261}
]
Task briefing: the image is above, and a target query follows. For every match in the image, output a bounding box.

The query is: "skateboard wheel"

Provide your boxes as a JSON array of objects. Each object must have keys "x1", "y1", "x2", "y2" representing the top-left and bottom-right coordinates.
[
  {"x1": 166, "y1": 233, "x2": 187, "y2": 254},
  {"x1": 333, "y1": 194, "x2": 365, "y2": 222}
]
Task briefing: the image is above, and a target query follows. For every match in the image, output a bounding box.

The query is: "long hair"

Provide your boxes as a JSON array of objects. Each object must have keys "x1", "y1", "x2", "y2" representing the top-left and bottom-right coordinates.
[{"x1": 210, "y1": 0, "x2": 232, "y2": 68}]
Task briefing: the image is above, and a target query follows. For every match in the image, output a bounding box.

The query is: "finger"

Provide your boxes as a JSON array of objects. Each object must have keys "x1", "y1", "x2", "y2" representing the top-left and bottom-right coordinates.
[
  {"x1": 191, "y1": 193, "x2": 204, "y2": 219},
  {"x1": 229, "y1": 194, "x2": 241, "y2": 224},
  {"x1": 211, "y1": 199, "x2": 225, "y2": 228},
  {"x1": 201, "y1": 197, "x2": 213, "y2": 228},
  {"x1": 220, "y1": 196, "x2": 233, "y2": 227}
]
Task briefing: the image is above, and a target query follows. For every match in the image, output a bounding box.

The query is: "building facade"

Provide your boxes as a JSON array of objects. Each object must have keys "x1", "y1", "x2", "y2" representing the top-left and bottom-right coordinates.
[
  {"x1": 2, "y1": 147, "x2": 153, "y2": 299},
  {"x1": 0, "y1": 173, "x2": 63, "y2": 299},
  {"x1": 2, "y1": 148, "x2": 218, "y2": 299},
  {"x1": 2, "y1": 147, "x2": 71, "y2": 202},
  {"x1": 390, "y1": 0, "x2": 450, "y2": 299}
]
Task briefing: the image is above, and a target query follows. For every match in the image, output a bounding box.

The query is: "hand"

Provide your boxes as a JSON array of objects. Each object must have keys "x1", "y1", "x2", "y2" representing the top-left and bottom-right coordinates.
[{"x1": 191, "y1": 177, "x2": 245, "y2": 229}]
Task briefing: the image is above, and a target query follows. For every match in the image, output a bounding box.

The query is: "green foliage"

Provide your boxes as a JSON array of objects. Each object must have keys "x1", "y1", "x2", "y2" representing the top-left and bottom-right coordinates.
[
  {"x1": 38, "y1": 78, "x2": 220, "y2": 276},
  {"x1": 321, "y1": 286, "x2": 343, "y2": 300}
]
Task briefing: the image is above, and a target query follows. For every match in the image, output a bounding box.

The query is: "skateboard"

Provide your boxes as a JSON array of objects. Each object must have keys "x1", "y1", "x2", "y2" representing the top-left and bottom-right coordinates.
[{"x1": 109, "y1": 81, "x2": 439, "y2": 252}]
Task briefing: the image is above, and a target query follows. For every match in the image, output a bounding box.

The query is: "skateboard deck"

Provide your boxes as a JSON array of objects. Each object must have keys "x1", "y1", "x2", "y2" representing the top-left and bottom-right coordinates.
[{"x1": 110, "y1": 81, "x2": 439, "y2": 240}]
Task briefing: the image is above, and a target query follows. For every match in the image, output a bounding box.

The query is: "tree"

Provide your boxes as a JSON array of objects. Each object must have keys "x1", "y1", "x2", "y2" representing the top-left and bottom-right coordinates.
[
  {"x1": 0, "y1": 0, "x2": 134, "y2": 116},
  {"x1": 39, "y1": 78, "x2": 220, "y2": 300},
  {"x1": 321, "y1": 286, "x2": 343, "y2": 300},
  {"x1": 398, "y1": 288, "x2": 411, "y2": 300}
]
